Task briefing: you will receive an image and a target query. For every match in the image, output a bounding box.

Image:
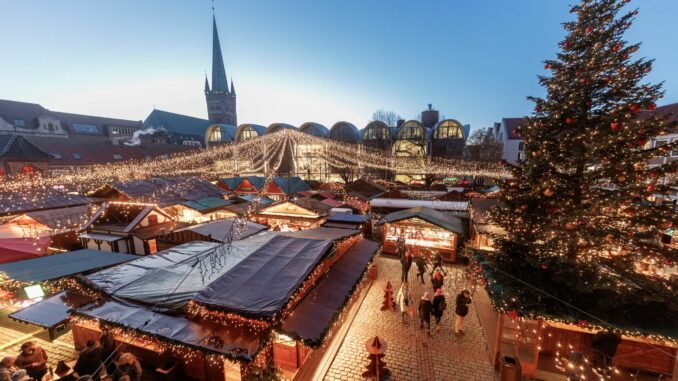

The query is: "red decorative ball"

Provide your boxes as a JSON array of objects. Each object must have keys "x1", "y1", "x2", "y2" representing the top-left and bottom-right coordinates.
[
  {"x1": 565, "y1": 117, "x2": 575, "y2": 124},
  {"x1": 647, "y1": 184, "x2": 656, "y2": 193},
  {"x1": 612, "y1": 44, "x2": 622, "y2": 52},
  {"x1": 579, "y1": 78, "x2": 587, "y2": 84},
  {"x1": 585, "y1": 27, "x2": 593, "y2": 34},
  {"x1": 648, "y1": 103, "x2": 657, "y2": 111},
  {"x1": 610, "y1": 122, "x2": 621, "y2": 131},
  {"x1": 544, "y1": 63, "x2": 552, "y2": 70},
  {"x1": 630, "y1": 103, "x2": 642, "y2": 113},
  {"x1": 508, "y1": 310, "x2": 519, "y2": 320},
  {"x1": 541, "y1": 264, "x2": 549, "y2": 270},
  {"x1": 535, "y1": 104, "x2": 542, "y2": 113},
  {"x1": 644, "y1": 67, "x2": 652, "y2": 73},
  {"x1": 636, "y1": 138, "x2": 648, "y2": 146},
  {"x1": 564, "y1": 41, "x2": 573, "y2": 49}
]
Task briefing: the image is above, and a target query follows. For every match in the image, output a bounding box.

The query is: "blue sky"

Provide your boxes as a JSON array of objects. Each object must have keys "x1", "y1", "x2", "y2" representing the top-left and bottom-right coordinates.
[{"x1": 2, "y1": 0, "x2": 677, "y2": 131}]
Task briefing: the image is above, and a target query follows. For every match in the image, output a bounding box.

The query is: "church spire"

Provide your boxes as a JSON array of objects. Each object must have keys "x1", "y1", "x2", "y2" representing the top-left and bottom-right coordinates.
[
  {"x1": 211, "y1": 14, "x2": 229, "y2": 93},
  {"x1": 204, "y1": 76, "x2": 210, "y2": 93},
  {"x1": 230, "y1": 78, "x2": 236, "y2": 96}
]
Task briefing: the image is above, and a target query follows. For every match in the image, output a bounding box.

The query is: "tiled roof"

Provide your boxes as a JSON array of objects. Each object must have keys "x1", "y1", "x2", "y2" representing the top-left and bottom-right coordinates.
[
  {"x1": 221, "y1": 176, "x2": 311, "y2": 195},
  {"x1": 21, "y1": 204, "x2": 91, "y2": 230},
  {"x1": 144, "y1": 109, "x2": 236, "y2": 142},
  {"x1": 24, "y1": 136, "x2": 195, "y2": 166},
  {"x1": 0, "y1": 99, "x2": 49, "y2": 129},
  {"x1": 0, "y1": 134, "x2": 51, "y2": 160},
  {"x1": 97, "y1": 177, "x2": 228, "y2": 207},
  {"x1": 51, "y1": 110, "x2": 142, "y2": 135}
]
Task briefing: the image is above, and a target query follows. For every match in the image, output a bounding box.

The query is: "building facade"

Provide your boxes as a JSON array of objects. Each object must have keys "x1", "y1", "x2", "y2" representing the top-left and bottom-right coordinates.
[
  {"x1": 492, "y1": 117, "x2": 524, "y2": 165},
  {"x1": 204, "y1": 15, "x2": 237, "y2": 126}
]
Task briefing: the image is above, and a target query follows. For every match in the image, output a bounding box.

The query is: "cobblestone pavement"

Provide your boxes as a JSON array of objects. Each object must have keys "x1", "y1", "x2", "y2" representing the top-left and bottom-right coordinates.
[
  {"x1": 0, "y1": 312, "x2": 78, "y2": 371},
  {"x1": 324, "y1": 256, "x2": 497, "y2": 381}
]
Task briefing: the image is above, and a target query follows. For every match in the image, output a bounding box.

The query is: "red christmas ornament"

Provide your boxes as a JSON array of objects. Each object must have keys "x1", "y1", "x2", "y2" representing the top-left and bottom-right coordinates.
[
  {"x1": 565, "y1": 117, "x2": 575, "y2": 125},
  {"x1": 508, "y1": 310, "x2": 519, "y2": 320},
  {"x1": 630, "y1": 103, "x2": 642, "y2": 113},
  {"x1": 612, "y1": 43, "x2": 622, "y2": 52},
  {"x1": 585, "y1": 27, "x2": 593, "y2": 34},
  {"x1": 627, "y1": 22, "x2": 632, "y2": 27},
  {"x1": 576, "y1": 320, "x2": 588, "y2": 328},
  {"x1": 579, "y1": 78, "x2": 587, "y2": 84},
  {"x1": 610, "y1": 122, "x2": 621, "y2": 131},
  {"x1": 541, "y1": 264, "x2": 549, "y2": 270},
  {"x1": 648, "y1": 103, "x2": 657, "y2": 111},
  {"x1": 605, "y1": 76, "x2": 614, "y2": 83},
  {"x1": 636, "y1": 137, "x2": 648, "y2": 147},
  {"x1": 647, "y1": 184, "x2": 656, "y2": 193},
  {"x1": 575, "y1": 71, "x2": 582, "y2": 77},
  {"x1": 535, "y1": 104, "x2": 542, "y2": 113},
  {"x1": 644, "y1": 67, "x2": 652, "y2": 73},
  {"x1": 564, "y1": 41, "x2": 573, "y2": 50},
  {"x1": 544, "y1": 63, "x2": 552, "y2": 70}
]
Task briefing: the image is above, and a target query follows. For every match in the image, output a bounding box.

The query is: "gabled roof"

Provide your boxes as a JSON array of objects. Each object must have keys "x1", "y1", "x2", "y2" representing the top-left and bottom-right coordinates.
[
  {"x1": 259, "y1": 200, "x2": 323, "y2": 218},
  {"x1": 345, "y1": 178, "x2": 388, "y2": 201},
  {"x1": 180, "y1": 197, "x2": 233, "y2": 213},
  {"x1": 83, "y1": 202, "x2": 173, "y2": 233},
  {"x1": 236, "y1": 195, "x2": 275, "y2": 205},
  {"x1": 221, "y1": 176, "x2": 310, "y2": 195},
  {"x1": 503, "y1": 118, "x2": 524, "y2": 140},
  {"x1": 0, "y1": 99, "x2": 49, "y2": 129},
  {"x1": 170, "y1": 218, "x2": 267, "y2": 242},
  {"x1": 378, "y1": 206, "x2": 465, "y2": 234},
  {"x1": 291, "y1": 197, "x2": 331, "y2": 215},
  {"x1": 92, "y1": 177, "x2": 228, "y2": 207},
  {"x1": 0, "y1": 134, "x2": 51, "y2": 160},
  {"x1": 143, "y1": 109, "x2": 214, "y2": 139},
  {"x1": 15, "y1": 205, "x2": 91, "y2": 230},
  {"x1": 0, "y1": 190, "x2": 93, "y2": 217}
]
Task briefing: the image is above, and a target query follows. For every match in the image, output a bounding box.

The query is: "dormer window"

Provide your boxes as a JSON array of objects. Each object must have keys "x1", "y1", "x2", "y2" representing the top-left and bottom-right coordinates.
[
  {"x1": 14, "y1": 119, "x2": 26, "y2": 128},
  {"x1": 113, "y1": 154, "x2": 123, "y2": 160},
  {"x1": 72, "y1": 153, "x2": 82, "y2": 160}
]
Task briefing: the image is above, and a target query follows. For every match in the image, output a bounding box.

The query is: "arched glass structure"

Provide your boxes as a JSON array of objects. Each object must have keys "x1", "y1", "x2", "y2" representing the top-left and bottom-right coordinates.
[
  {"x1": 329, "y1": 122, "x2": 360, "y2": 143},
  {"x1": 433, "y1": 120, "x2": 464, "y2": 139},
  {"x1": 299, "y1": 122, "x2": 328, "y2": 137},
  {"x1": 362, "y1": 121, "x2": 392, "y2": 141},
  {"x1": 235, "y1": 124, "x2": 267, "y2": 143},
  {"x1": 267, "y1": 123, "x2": 296, "y2": 134},
  {"x1": 205, "y1": 124, "x2": 236, "y2": 147}
]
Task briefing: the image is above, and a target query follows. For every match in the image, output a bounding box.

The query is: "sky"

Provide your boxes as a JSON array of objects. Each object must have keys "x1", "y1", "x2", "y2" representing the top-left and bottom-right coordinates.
[{"x1": 2, "y1": 0, "x2": 678, "y2": 131}]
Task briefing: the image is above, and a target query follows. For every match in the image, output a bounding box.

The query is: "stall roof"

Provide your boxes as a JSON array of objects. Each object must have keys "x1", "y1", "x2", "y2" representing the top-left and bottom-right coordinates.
[
  {"x1": 281, "y1": 239, "x2": 378, "y2": 347},
  {"x1": 76, "y1": 300, "x2": 267, "y2": 361},
  {"x1": 0, "y1": 190, "x2": 93, "y2": 217},
  {"x1": 278, "y1": 227, "x2": 359, "y2": 241},
  {"x1": 10, "y1": 291, "x2": 91, "y2": 329},
  {"x1": 469, "y1": 198, "x2": 500, "y2": 225},
  {"x1": 370, "y1": 198, "x2": 468, "y2": 212},
  {"x1": 0, "y1": 249, "x2": 139, "y2": 282},
  {"x1": 180, "y1": 197, "x2": 233, "y2": 213},
  {"x1": 326, "y1": 214, "x2": 369, "y2": 223},
  {"x1": 15, "y1": 205, "x2": 91, "y2": 230},
  {"x1": 86, "y1": 237, "x2": 272, "y2": 311},
  {"x1": 193, "y1": 235, "x2": 332, "y2": 319},
  {"x1": 235, "y1": 195, "x2": 275, "y2": 205},
  {"x1": 171, "y1": 218, "x2": 267, "y2": 242},
  {"x1": 378, "y1": 206, "x2": 465, "y2": 234}
]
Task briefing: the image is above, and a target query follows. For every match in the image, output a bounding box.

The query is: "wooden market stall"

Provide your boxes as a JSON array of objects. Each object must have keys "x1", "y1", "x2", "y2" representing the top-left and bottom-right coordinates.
[
  {"x1": 63, "y1": 229, "x2": 377, "y2": 380},
  {"x1": 378, "y1": 206, "x2": 466, "y2": 262},
  {"x1": 254, "y1": 199, "x2": 329, "y2": 231}
]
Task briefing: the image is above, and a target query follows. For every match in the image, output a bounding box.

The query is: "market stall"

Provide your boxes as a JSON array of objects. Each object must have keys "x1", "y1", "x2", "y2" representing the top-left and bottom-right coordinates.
[{"x1": 378, "y1": 206, "x2": 466, "y2": 262}]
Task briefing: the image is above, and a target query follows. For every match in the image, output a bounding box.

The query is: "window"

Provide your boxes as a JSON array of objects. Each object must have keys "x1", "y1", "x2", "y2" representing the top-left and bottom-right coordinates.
[
  {"x1": 48, "y1": 123, "x2": 54, "y2": 132},
  {"x1": 240, "y1": 126, "x2": 258, "y2": 141},
  {"x1": 113, "y1": 154, "x2": 123, "y2": 160},
  {"x1": 71, "y1": 123, "x2": 99, "y2": 134},
  {"x1": 14, "y1": 119, "x2": 26, "y2": 128},
  {"x1": 72, "y1": 153, "x2": 82, "y2": 160},
  {"x1": 147, "y1": 214, "x2": 159, "y2": 225},
  {"x1": 672, "y1": 138, "x2": 678, "y2": 157},
  {"x1": 399, "y1": 126, "x2": 422, "y2": 139},
  {"x1": 519, "y1": 142, "x2": 525, "y2": 151},
  {"x1": 208, "y1": 127, "x2": 222, "y2": 142},
  {"x1": 50, "y1": 153, "x2": 63, "y2": 159},
  {"x1": 434, "y1": 121, "x2": 463, "y2": 139},
  {"x1": 655, "y1": 139, "x2": 668, "y2": 148},
  {"x1": 364, "y1": 127, "x2": 389, "y2": 140}
]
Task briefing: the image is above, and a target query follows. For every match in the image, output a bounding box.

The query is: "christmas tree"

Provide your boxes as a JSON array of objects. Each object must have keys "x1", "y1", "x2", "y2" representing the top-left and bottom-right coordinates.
[{"x1": 495, "y1": 0, "x2": 677, "y2": 272}]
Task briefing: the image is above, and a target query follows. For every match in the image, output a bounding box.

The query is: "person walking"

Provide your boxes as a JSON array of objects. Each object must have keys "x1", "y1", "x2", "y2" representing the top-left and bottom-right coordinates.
[
  {"x1": 418, "y1": 292, "x2": 433, "y2": 335},
  {"x1": 401, "y1": 252, "x2": 413, "y2": 282},
  {"x1": 112, "y1": 353, "x2": 141, "y2": 381},
  {"x1": 430, "y1": 252, "x2": 444, "y2": 275},
  {"x1": 454, "y1": 290, "x2": 472, "y2": 335},
  {"x1": 415, "y1": 255, "x2": 427, "y2": 284},
  {"x1": 74, "y1": 340, "x2": 103, "y2": 380},
  {"x1": 395, "y1": 282, "x2": 411, "y2": 323},
  {"x1": 15, "y1": 342, "x2": 48, "y2": 381},
  {"x1": 431, "y1": 288, "x2": 447, "y2": 332},
  {"x1": 0, "y1": 357, "x2": 18, "y2": 381},
  {"x1": 431, "y1": 268, "x2": 444, "y2": 292}
]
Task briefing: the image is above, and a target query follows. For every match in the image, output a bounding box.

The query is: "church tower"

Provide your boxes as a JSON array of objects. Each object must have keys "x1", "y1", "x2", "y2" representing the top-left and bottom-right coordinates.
[{"x1": 204, "y1": 15, "x2": 237, "y2": 125}]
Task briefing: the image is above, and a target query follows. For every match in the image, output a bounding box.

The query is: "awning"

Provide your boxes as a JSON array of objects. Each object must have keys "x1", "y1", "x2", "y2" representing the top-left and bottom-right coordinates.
[
  {"x1": 281, "y1": 239, "x2": 378, "y2": 347},
  {"x1": 370, "y1": 198, "x2": 468, "y2": 212},
  {"x1": 193, "y1": 235, "x2": 332, "y2": 318},
  {"x1": 377, "y1": 206, "x2": 466, "y2": 235},
  {"x1": 277, "y1": 227, "x2": 359, "y2": 241},
  {"x1": 79, "y1": 233, "x2": 125, "y2": 242},
  {"x1": 76, "y1": 300, "x2": 268, "y2": 361},
  {"x1": 10, "y1": 291, "x2": 92, "y2": 329},
  {"x1": 0, "y1": 237, "x2": 50, "y2": 264},
  {"x1": 169, "y1": 218, "x2": 267, "y2": 243},
  {"x1": 326, "y1": 214, "x2": 369, "y2": 223},
  {"x1": 0, "y1": 249, "x2": 139, "y2": 282}
]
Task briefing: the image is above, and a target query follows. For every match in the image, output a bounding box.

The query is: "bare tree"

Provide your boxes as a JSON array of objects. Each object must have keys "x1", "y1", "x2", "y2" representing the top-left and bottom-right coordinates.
[
  {"x1": 464, "y1": 128, "x2": 503, "y2": 162},
  {"x1": 371, "y1": 109, "x2": 401, "y2": 128}
]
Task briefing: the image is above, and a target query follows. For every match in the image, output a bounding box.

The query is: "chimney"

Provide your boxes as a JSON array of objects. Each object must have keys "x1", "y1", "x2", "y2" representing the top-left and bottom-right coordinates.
[{"x1": 421, "y1": 104, "x2": 439, "y2": 128}]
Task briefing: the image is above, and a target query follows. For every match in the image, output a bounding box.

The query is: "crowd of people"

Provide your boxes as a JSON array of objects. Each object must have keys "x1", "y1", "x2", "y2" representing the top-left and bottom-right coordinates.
[
  {"x1": 395, "y1": 234, "x2": 474, "y2": 337},
  {"x1": 0, "y1": 337, "x2": 142, "y2": 381}
]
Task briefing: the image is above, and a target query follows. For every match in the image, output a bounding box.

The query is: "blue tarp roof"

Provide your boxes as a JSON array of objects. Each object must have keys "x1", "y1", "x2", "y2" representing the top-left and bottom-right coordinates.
[
  {"x1": 221, "y1": 176, "x2": 310, "y2": 195},
  {"x1": 0, "y1": 249, "x2": 139, "y2": 282}
]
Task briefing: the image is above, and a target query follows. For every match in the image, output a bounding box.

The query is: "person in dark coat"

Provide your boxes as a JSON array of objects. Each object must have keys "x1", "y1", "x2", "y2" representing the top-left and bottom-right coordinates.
[
  {"x1": 112, "y1": 353, "x2": 141, "y2": 381},
  {"x1": 99, "y1": 331, "x2": 117, "y2": 375},
  {"x1": 431, "y1": 268, "x2": 444, "y2": 292},
  {"x1": 430, "y1": 252, "x2": 444, "y2": 275},
  {"x1": 591, "y1": 331, "x2": 622, "y2": 377},
  {"x1": 415, "y1": 255, "x2": 427, "y2": 284},
  {"x1": 74, "y1": 340, "x2": 103, "y2": 380},
  {"x1": 401, "y1": 253, "x2": 413, "y2": 282},
  {"x1": 454, "y1": 290, "x2": 472, "y2": 335},
  {"x1": 14, "y1": 341, "x2": 48, "y2": 381},
  {"x1": 418, "y1": 292, "x2": 433, "y2": 335},
  {"x1": 431, "y1": 288, "x2": 446, "y2": 332}
]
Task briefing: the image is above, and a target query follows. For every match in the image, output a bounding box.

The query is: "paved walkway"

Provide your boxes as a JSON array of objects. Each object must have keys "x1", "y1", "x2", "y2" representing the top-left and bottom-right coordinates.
[{"x1": 323, "y1": 256, "x2": 496, "y2": 381}]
